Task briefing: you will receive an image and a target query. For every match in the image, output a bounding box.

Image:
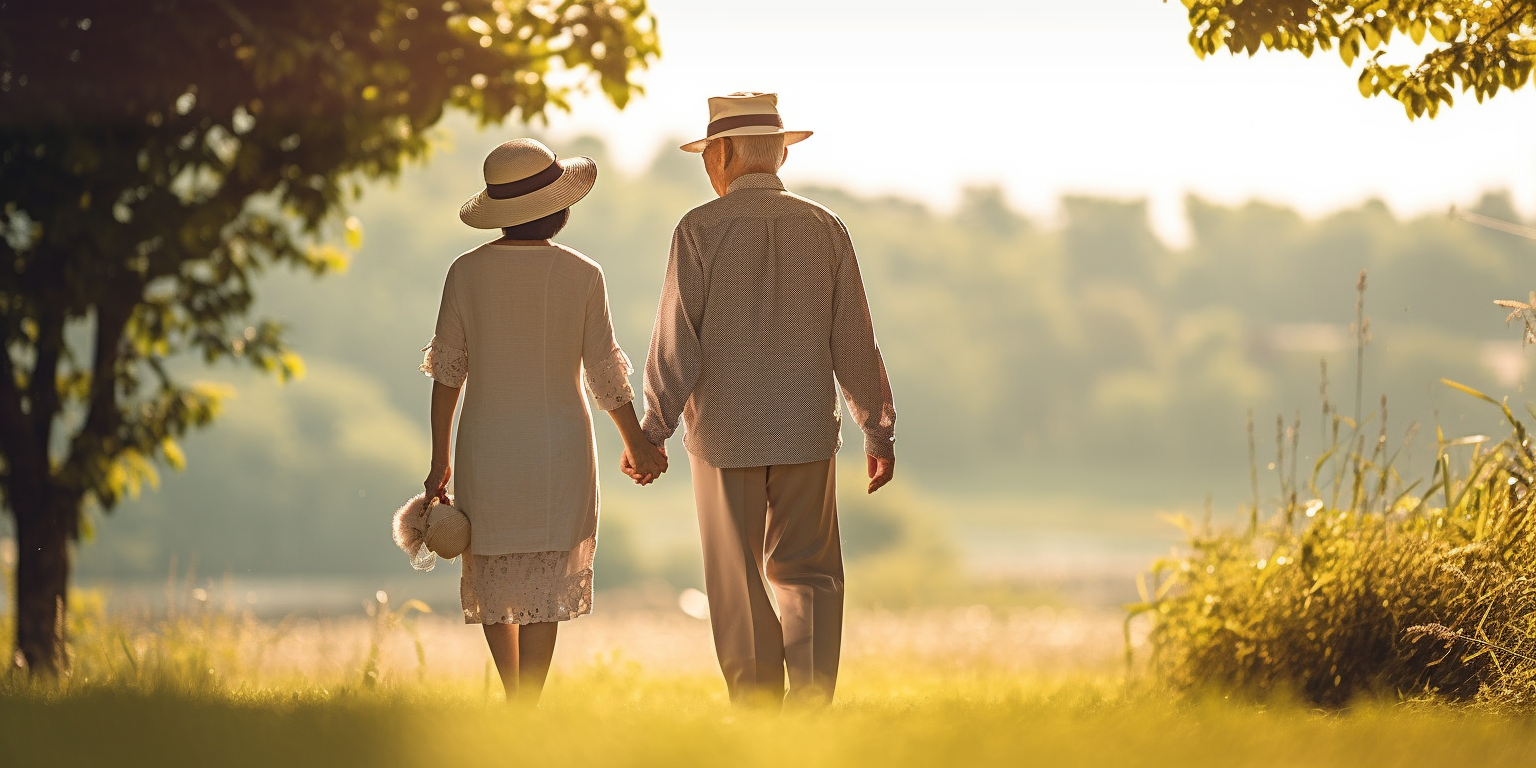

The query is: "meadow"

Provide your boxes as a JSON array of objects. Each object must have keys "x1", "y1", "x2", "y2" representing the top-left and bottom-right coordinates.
[
  {"x1": 3, "y1": 580, "x2": 1536, "y2": 767},
  {"x1": 13, "y1": 265, "x2": 1536, "y2": 768},
  {"x1": 20, "y1": 338, "x2": 1536, "y2": 766},
  {"x1": 10, "y1": 123, "x2": 1536, "y2": 767}
]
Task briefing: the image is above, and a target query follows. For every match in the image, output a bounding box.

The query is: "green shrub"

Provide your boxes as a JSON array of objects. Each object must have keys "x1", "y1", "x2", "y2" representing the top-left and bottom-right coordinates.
[{"x1": 1133, "y1": 376, "x2": 1536, "y2": 708}]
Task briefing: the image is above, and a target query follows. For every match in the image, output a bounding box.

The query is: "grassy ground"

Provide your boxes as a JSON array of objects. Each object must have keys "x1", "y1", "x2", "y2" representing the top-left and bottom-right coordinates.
[
  {"x1": 3, "y1": 602, "x2": 1536, "y2": 767},
  {"x1": 7, "y1": 669, "x2": 1536, "y2": 768}
]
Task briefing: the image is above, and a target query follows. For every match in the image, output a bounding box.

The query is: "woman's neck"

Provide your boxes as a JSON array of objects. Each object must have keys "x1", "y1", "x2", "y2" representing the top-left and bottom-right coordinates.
[{"x1": 491, "y1": 238, "x2": 552, "y2": 246}]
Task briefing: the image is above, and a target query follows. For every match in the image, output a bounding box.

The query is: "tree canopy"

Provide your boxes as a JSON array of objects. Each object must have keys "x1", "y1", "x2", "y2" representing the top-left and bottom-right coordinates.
[
  {"x1": 1176, "y1": 0, "x2": 1536, "y2": 117},
  {"x1": 0, "y1": 0, "x2": 658, "y2": 673}
]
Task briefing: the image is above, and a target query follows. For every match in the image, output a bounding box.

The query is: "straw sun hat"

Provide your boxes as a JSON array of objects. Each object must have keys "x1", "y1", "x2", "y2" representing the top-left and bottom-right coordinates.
[
  {"x1": 459, "y1": 138, "x2": 597, "y2": 229},
  {"x1": 679, "y1": 92, "x2": 813, "y2": 153},
  {"x1": 392, "y1": 492, "x2": 471, "y2": 571}
]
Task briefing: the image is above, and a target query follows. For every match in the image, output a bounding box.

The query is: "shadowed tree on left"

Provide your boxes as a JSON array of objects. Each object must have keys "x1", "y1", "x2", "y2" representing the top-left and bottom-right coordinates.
[{"x1": 0, "y1": 0, "x2": 659, "y2": 676}]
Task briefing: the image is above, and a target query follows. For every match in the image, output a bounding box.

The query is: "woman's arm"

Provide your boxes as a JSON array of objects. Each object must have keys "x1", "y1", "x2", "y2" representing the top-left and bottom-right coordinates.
[
  {"x1": 424, "y1": 381, "x2": 462, "y2": 502},
  {"x1": 606, "y1": 401, "x2": 667, "y2": 485}
]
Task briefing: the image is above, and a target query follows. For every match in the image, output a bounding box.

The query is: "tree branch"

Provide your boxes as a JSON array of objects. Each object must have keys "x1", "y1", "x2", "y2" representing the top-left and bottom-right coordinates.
[{"x1": 59, "y1": 290, "x2": 136, "y2": 514}]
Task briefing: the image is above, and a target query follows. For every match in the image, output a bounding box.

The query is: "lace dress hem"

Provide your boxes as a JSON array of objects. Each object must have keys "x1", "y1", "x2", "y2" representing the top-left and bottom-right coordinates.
[{"x1": 460, "y1": 535, "x2": 596, "y2": 625}]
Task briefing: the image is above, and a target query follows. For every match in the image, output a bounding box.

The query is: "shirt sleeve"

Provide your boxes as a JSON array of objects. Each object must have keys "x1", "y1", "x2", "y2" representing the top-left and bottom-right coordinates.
[
  {"x1": 640, "y1": 222, "x2": 707, "y2": 446},
  {"x1": 419, "y1": 264, "x2": 468, "y2": 388},
  {"x1": 581, "y1": 267, "x2": 635, "y2": 411},
  {"x1": 829, "y1": 218, "x2": 897, "y2": 459}
]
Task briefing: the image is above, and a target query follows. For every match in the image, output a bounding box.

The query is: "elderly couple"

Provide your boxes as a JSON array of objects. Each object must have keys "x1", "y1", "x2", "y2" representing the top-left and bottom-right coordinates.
[{"x1": 418, "y1": 93, "x2": 897, "y2": 707}]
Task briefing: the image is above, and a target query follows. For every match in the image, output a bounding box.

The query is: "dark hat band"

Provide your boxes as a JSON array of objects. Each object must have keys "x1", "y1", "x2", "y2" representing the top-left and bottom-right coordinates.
[
  {"x1": 706, "y1": 113, "x2": 783, "y2": 137},
  {"x1": 486, "y1": 159, "x2": 563, "y2": 200}
]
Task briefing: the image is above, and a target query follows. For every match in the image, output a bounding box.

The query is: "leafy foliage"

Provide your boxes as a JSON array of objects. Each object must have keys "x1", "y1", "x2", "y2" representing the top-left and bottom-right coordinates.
[
  {"x1": 0, "y1": 0, "x2": 657, "y2": 670},
  {"x1": 1176, "y1": 0, "x2": 1536, "y2": 117}
]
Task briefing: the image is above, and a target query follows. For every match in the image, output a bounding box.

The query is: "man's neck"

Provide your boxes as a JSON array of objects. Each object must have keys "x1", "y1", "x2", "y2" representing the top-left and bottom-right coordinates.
[
  {"x1": 733, "y1": 167, "x2": 777, "y2": 181},
  {"x1": 718, "y1": 168, "x2": 778, "y2": 196}
]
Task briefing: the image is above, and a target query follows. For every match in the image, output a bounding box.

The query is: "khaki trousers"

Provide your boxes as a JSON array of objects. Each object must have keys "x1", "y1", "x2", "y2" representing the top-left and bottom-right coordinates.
[{"x1": 689, "y1": 453, "x2": 845, "y2": 704}]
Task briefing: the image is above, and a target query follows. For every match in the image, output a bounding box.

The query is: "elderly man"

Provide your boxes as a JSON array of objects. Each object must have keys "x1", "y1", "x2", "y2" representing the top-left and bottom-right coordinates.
[{"x1": 633, "y1": 92, "x2": 897, "y2": 705}]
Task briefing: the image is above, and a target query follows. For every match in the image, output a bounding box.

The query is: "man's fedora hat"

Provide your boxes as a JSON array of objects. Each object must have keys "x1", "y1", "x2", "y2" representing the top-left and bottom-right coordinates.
[
  {"x1": 459, "y1": 138, "x2": 596, "y2": 229},
  {"x1": 679, "y1": 92, "x2": 812, "y2": 153}
]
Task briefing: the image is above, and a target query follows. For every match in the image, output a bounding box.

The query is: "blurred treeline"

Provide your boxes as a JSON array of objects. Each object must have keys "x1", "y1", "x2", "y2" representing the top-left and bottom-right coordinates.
[{"x1": 70, "y1": 128, "x2": 1536, "y2": 585}]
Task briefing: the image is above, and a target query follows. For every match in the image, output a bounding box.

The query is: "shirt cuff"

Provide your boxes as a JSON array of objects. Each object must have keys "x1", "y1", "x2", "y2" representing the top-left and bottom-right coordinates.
[
  {"x1": 864, "y1": 433, "x2": 896, "y2": 461},
  {"x1": 419, "y1": 336, "x2": 467, "y2": 388},
  {"x1": 584, "y1": 349, "x2": 636, "y2": 411},
  {"x1": 640, "y1": 411, "x2": 674, "y2": 447}
]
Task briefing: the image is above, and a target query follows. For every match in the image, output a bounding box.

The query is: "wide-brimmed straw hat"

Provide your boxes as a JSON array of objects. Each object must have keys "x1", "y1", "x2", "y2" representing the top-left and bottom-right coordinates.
[
  {"x1": 459, "y1": 138, "x2": 596, "y2": 229},
  {"x1": 679, "y1": 92, "x2": 813, "y2": 153}
]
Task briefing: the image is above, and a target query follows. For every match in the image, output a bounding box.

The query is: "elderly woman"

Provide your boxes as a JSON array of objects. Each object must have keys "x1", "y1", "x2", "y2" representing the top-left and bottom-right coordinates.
[{"x1": 420, "y1": 138, "x2": 667, "y2": 704}]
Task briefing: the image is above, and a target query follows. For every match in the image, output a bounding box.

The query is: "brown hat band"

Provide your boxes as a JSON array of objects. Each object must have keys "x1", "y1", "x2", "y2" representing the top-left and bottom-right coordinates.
[
  {"x1": 486, "y1": 160, "x2": 563, "y2": 200},
  {"x1": 706, "y1": 113, "x2": 783, "y2": 137}
]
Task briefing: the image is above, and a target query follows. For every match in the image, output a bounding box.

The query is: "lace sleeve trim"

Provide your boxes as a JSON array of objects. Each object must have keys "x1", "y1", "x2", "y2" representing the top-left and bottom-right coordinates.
[
  {"x1": 419, "y1": 336, "x2": 468, "y2": 388},
  {"x1": 584, "y1": 348, "x2": 635, "y2": 411}
]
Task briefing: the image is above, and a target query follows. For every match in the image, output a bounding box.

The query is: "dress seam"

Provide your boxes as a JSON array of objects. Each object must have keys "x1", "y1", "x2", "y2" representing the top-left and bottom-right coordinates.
[{"x1": 541, "y1": 255, "x2": 555, "y2": 551}]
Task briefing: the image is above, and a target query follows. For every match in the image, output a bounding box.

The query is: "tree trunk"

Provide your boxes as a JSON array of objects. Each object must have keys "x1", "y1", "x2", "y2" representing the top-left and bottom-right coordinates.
[{"x1": 12, "y1": 504, "x2": 70, "y2": 676}]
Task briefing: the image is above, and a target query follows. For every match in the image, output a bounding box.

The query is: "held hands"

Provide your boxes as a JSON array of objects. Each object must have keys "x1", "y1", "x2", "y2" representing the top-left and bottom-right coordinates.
[
  {"x1": 867, "y1": 454, "x2": 895, "y2": 494},
  {"x1": 621, "y1": 442, "x2": 668, "y2": 486}
]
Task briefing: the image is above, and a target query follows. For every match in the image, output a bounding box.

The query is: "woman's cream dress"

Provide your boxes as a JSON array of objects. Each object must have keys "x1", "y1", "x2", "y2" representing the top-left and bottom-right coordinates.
[{"x1": 420, "y1": 243, "x2": 633, "y2": 625}]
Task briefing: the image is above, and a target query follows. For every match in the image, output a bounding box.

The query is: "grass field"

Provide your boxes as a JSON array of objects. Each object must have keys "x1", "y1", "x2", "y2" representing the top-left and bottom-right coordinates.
[
  {"x1": 4, "y1": 597, "x2": 1536, "y2": 767},
  {"x1": 12, "y1": 672, "x2": 1536, "y2": 768}
]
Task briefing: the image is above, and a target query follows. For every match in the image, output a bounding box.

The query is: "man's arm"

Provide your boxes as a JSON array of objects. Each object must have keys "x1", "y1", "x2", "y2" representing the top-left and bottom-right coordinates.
[
  {"x1": 640, "y1": 222, "x2": 707, "y2": 447},
  {"x1": 828, "y1": 218, "x2": 897, "y2": 493}
]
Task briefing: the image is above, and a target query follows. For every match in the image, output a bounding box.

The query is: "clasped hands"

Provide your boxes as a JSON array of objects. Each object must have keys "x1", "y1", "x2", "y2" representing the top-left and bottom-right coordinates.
[{"x1": 622, "y1": 441, "x2": 668, "y2": 486}]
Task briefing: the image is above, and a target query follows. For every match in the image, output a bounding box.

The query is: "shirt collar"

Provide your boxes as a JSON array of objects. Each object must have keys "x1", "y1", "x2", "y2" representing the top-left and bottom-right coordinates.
[{"x1": 726, "y1": 172, "x2": 786, "y2": 194}]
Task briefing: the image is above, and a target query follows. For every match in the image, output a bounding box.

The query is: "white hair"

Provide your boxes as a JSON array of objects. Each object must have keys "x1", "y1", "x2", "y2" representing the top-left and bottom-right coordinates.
[{"x1": 726, "y1": 133, "x2": 786, "y2": 171}]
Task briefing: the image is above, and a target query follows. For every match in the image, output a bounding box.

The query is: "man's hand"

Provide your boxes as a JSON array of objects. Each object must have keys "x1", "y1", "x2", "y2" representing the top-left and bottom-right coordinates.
[
  {"x1": 867, "y1": 454, "x2": 894, "y2": 494},
  {"x1": 424, "y1": 462, "x2": 451, "y2": 504},
  {"x1": 622, "y1": 443, "x2": 668, "y2": 486}
]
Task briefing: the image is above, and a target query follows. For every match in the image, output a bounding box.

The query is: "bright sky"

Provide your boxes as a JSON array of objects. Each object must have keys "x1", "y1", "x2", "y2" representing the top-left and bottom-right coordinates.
[{"x1": 533, "y1": 0, "x2": 1536, "y2": 245}]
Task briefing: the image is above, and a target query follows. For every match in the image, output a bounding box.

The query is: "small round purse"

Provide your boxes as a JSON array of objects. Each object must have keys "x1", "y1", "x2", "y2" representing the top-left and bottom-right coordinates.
[{"x1": 391, "y1": 492, "x2": 471, "y2": 571}]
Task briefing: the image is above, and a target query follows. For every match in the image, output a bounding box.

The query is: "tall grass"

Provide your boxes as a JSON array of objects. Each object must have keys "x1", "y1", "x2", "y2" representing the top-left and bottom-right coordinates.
[
  {"x1": 1134, "y1": 273, "x2": 1536, "y2": 708},
  {"x1": 0, "y1": 557, "x2": 439, "y2": 698}
]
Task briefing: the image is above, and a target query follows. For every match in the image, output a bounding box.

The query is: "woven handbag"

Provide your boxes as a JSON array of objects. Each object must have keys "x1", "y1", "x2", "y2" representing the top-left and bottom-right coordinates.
[{"x1": 391, "y1": 492, "x2": 471, "y2": 571}]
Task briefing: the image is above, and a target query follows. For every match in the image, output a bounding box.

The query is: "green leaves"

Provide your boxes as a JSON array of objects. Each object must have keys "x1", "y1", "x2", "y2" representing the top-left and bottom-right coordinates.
[
  {"x1": 1176, "y1": 1, "x2": 1536, "y2": 119},
  {"x1": 1441, "y1": 378, "x2": 1500, "y2": 407},
  {"x1": 0, "y1": 0, "x2": 660, "y2": 525},
  {"x1": 1339, "y1": 29, "x2": 1361, "y2": 66}
]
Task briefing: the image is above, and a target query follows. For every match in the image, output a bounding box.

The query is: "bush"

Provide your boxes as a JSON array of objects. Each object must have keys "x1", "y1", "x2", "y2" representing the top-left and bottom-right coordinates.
[{"x1": 1133, "y1": 378, "x2": 1536, "y2": 709}]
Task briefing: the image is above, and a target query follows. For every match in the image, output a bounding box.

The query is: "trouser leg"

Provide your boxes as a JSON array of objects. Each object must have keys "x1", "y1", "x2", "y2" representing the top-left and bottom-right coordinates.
[
  {"x1": 764, "y1": 458, "x2": 844, "y2": 702},
  {"x1": 690, "y1": 452, "x2": 785, "y2": 702}
]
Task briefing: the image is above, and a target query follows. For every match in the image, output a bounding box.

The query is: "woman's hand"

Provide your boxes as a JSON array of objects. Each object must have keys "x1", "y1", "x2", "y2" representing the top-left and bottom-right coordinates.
[
  {"x1": 424, "y1": 462, "x2": 451, "y2": 504},
  {"x1": 606, "y1": 402, "x2": 667, "y2": 486},
  {"x1": 622, "y1": 442, "x2": 667, "y2": 486}
]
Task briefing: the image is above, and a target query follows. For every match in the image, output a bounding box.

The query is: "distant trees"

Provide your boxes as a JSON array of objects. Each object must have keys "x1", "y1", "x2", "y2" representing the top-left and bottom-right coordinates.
[
  {"x1": 1176, "y1": 1, "x2": 1536, "y2": 117},
  {"x1": 58, "y1": 143, "x2": 1535, "y2": 587},
  {"x1": 0, "y1": 0, "x2": 658, "y2": 675}
]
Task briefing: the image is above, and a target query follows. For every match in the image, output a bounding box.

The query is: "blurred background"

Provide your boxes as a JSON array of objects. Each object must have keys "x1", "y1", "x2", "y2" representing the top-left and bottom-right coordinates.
[{"x1": 13, "y1": 0, "x2": 1535, "y2": 618}]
